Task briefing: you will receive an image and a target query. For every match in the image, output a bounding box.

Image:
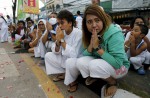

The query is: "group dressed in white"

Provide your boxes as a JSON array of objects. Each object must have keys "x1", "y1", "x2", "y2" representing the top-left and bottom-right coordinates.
[{"x1": 0, "y1": 0, "x2": 150, "y2": 97}]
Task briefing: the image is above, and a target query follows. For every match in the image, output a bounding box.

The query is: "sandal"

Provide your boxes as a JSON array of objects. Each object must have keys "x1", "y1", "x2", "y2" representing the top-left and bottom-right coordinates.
[
  {"x1": 104, "y1": 82, "x2": 118, "y2": 98},
  {"x1": 68, "y1": 81, "x2": 78, "y2": 93},
  {"x1": 53, "y1": 74, "x2": 64, "y2": 82},
  {"x1": 85, "y1": 77, "x2": 97, "y2": 85}
]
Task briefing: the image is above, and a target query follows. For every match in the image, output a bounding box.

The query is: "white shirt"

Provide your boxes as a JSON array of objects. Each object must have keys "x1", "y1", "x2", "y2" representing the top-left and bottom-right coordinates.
[
  {"x1": 52, "y1": 27, "x2": 83, "y2": 58},
  {"x1": 76, "y1": 16, "x2": 83, "y2": 30}
]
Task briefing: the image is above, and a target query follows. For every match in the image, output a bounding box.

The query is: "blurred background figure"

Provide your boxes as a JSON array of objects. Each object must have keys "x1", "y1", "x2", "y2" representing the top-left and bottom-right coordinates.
[
  {"x1": 75, "y1": 11, "x2": 83, "y2": 30},
  {"x1": 0, "y1": 13, "x2": 8, "y2": 43},
  {"x1": 6, "y1": 15, "x2": 12, "y2": 27}
]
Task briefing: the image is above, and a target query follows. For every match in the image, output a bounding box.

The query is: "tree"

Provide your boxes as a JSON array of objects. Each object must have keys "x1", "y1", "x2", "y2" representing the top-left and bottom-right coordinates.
[{"x1": 12, "y1": 0, "x2": 17, "y2": 23}]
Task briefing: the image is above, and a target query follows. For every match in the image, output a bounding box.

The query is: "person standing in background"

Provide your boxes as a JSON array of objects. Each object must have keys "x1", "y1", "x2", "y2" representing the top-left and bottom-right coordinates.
[
  {"x1": 6, "y1": 15, "x2": 12, "y2": 27},
  {"x1": 91, "y1": 0, "x2": 104, "y2": 11},
  {"x1": 75, "y1": 11, "x2": 83, "y2": 30},
  {"x1": 0, "y1": 14, "x2": 8, "y2": 43}
]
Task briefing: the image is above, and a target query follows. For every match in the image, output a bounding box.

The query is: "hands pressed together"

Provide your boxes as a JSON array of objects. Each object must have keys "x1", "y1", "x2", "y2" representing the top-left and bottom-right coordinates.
[{"x1": 87, "y1": 29, "x2": 101, "y2": 52}]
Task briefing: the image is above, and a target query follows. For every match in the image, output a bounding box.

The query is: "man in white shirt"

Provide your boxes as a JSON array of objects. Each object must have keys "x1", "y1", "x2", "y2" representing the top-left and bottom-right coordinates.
[
  {"x1": 45, "y1": 10, "x2": 83, "y2": 83},
  {"x1": 75, "y1": 11, "x2": 83, "y2": 30}
]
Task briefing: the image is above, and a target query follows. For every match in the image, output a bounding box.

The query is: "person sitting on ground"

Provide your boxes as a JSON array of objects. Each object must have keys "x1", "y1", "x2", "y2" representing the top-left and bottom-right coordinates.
[
  {"x1": 14, "y1": 20, "x2": 26, "y2": 48},
  {"x1": 125, "y1": 16, "x2": 150, "y2": 70},
  {"x1": 125, "y1": 24, "x2": 148, "y2": 75},
  {"x1": 29, "y1": 19, "x2": 47, "y2": 60},
  {"x1": 44, "y1": 10, "x2": 82, "y2": 84},
  {"x1": 20, "y1": 19, "x2": 34, "y2": 49},
  {"x1": 9, "y1": 24, "x2": 16, "y2": 42},
  {"x1": 65, "y1": 5, "x2": 130, "y2": 97},
  {"x1": 42, "y1": 12, "x2": 57, "y2": 53}
]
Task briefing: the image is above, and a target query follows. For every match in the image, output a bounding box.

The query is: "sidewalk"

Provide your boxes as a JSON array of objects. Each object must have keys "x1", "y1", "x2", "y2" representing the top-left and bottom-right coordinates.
[{"x1": 0, "y1": 42, "x2": 148, "y2": 98}]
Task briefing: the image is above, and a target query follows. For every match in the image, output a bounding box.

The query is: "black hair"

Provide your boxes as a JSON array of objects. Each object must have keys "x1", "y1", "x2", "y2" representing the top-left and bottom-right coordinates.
[
  {"x1": 33, "y1": 25, "x2": 37, "y2": 29},
  {"x1": 57, "y1": 10, "x2": 75, "y2": 27},
  {"x1": 51, "y1": 12, "x2": 57, "y2": 15},
  {"x1": 137, "y1": 24, "x2": 148, "y2": 35},
  {"x1": 27, "y1": 19, "x2": 34, "y2": 24},
  {"x1": 130, "y1": 16, "x2": 146, "y2": 29},
  {"x1": 6, "y1": 15, "x2": 10, "y2": 18},
  {"x1": 77, "y1": 11, "x2": 80, "y2": 15},
  {"x1": 26, "y1": 17, "x2": 31, "y2": 22},
  {"x1": 18, "y1": 20, "x2": 25, "y2": 27}
]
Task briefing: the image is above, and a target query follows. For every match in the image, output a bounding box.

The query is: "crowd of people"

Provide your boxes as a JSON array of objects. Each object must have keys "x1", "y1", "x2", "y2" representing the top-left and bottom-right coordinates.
[{"x1": 0, "y1": 0, "x2": 150, "y2": 97}]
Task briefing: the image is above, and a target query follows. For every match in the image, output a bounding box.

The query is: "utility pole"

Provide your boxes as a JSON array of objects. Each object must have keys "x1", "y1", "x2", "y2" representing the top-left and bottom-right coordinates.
[{"x1": 12, "y1": 0, "x2": 17, "y2": 23}]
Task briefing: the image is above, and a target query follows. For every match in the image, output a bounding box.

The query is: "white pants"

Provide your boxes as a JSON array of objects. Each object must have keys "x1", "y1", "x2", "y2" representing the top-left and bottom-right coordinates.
[
  {"x1": 144, "y1": 51, "x2": 150, "y2": 64},
  {"x1": 45, "y1": 52, "x2": 68, "y2": 75},
  {"x1": 45, "y1": 41, "x2": 54, "y2": 52},
  {"x1": 0, "y1": 27, "x2": 8, "y2": 42},
  {"x1": 65, "y1": 56, "x2": 128, "y2": 85},
  {"x1": 130, "y1": 57, "x2": 145, "y2": 69}
]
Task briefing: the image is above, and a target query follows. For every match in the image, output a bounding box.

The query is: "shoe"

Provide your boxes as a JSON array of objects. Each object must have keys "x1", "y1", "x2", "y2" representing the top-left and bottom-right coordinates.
[
  {"x1": 85, "y1": 77, "x2": 97, "y2": 85},
  {"x1": 68, "y1": 81, "x2": 78, "y2": 93},
  {"x1": 101, "y1": 83, "x2": 118, "y2": 98},
  {"x1": 37, "y1": 60, "x2": 45, "y2": 66},
  {"x1": 53, "y1": 74, "x2": 64, "y2": 82},
  {"x1": 137, "y1": 67, "x2": 145, "y2": 75}
]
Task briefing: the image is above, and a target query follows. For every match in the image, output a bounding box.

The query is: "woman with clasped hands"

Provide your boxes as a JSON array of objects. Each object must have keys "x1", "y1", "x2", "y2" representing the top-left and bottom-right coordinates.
[{"x1": 66, "y1": 5, "x2": 130, "y2": 97}]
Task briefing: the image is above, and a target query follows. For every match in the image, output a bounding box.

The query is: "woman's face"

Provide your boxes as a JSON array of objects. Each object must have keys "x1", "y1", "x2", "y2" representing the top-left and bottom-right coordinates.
[
  {"x1": 134, "y1": 18, "x2": 144, "y2": 26},
  {"x1": 38, "y1": 21, "x2": 45, "y2": 31},
  {"x1": 86, "y1": 14, "x2": 103, "y2": 34}
]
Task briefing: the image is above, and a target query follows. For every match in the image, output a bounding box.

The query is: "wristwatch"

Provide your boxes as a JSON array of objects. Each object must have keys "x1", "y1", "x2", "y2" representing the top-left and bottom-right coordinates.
[
  {"x1": 95, "y1": 44, "x2": 102, "y2": 51},
  {"x1": 61, "y1": 39, "x2": 65, "y2": 43},
  {"x1": 98, "y1": 35, "x2": 103, "y2": 42}
]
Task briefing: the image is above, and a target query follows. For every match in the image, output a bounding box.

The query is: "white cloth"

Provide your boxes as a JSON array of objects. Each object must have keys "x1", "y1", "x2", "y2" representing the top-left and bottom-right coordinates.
[
  {"x1": 65, "y1": 54, "x2": 129, "y2": 85},
  {"x1": 0, "y1": 17, "x2": 8, "y2": 42},
  {"x1": 76, "y1": 16, "x2": 83, "y2": 30},
  {"x1": 34, "y1": 19, "x2": 47, "y2": 58},
  {"x1": 45, "y1": 27, "x2": 83, "y2": 75},
  {"x1": 15, "y1": 29, "x2": 25, "y2": 41},
  {"x1": 7, "y1": 18, "x2": 12, "y2": 26},
  {"x1": 126, "y1": 30, "x2": 150, "y2": 64},
  {"x1": 45, "y1": 41, "x2": 55, "y2": 52},
  {"x1": 126, "y1": 40, "x2": 146, "y2": 69}
]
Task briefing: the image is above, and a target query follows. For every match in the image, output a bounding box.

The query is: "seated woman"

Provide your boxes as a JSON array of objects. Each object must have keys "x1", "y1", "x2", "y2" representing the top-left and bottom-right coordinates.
[{"x1": 65, "y1": 5, "x2": 130, "y2": 97}]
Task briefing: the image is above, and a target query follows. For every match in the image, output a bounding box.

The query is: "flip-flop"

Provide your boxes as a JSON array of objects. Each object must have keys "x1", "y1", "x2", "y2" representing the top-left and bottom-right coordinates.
[
  {"x1": 85, "y1": 77, "x2": 97, "y2": 85},
  {"x1": 103, "y1": 82, "x2": 118, "y2": 98},
  {"x1": 68, "y1": 82, "x2": 78, "y2": 93},
  {"x1": 53, "y1": 75, "x2": 64, "y2": 82}
]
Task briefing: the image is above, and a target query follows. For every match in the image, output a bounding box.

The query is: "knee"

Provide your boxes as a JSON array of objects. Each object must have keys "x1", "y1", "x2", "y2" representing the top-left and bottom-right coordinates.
[
  {"x1": 130, "y1": 57, "x2": 140, "y2": 64},
  {"x1": 76, "y1": 58, "x2": 85, "y2": 70},
  {"x1": 45, "y1": 52, "x2": 53, "y2": 60},
  {"x1": 65, "y1": 58, "x2": 76, "y2": 69}
]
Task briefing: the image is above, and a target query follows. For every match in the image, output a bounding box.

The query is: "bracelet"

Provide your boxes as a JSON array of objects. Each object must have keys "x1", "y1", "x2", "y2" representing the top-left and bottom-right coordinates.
[{"x1": 125, "y1": 44, "x2": 130, "y2": 49}]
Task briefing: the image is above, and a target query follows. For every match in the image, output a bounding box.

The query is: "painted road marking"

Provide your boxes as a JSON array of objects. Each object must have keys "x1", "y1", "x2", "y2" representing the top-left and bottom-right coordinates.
[
  {"x1": 21, "y1": 54, "x2": 64, "y2": 98},
  {"x1": 0, "y1": 48, "x2": 19, "y2": 77}
]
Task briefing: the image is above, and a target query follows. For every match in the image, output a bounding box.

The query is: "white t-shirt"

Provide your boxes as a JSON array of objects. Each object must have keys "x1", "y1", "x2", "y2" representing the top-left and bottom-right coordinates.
[{"x1": 76, "y1": 16, "x2": 83, "y2": 30}]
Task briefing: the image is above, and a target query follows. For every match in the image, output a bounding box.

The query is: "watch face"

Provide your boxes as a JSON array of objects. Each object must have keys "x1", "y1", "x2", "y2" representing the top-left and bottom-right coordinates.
[
  {"x1": 61, "y1": 39, "x2": 65, "y2": 42},
  {"x1": 98, "y1": 35, "x2": 103, "y2": 42}
]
